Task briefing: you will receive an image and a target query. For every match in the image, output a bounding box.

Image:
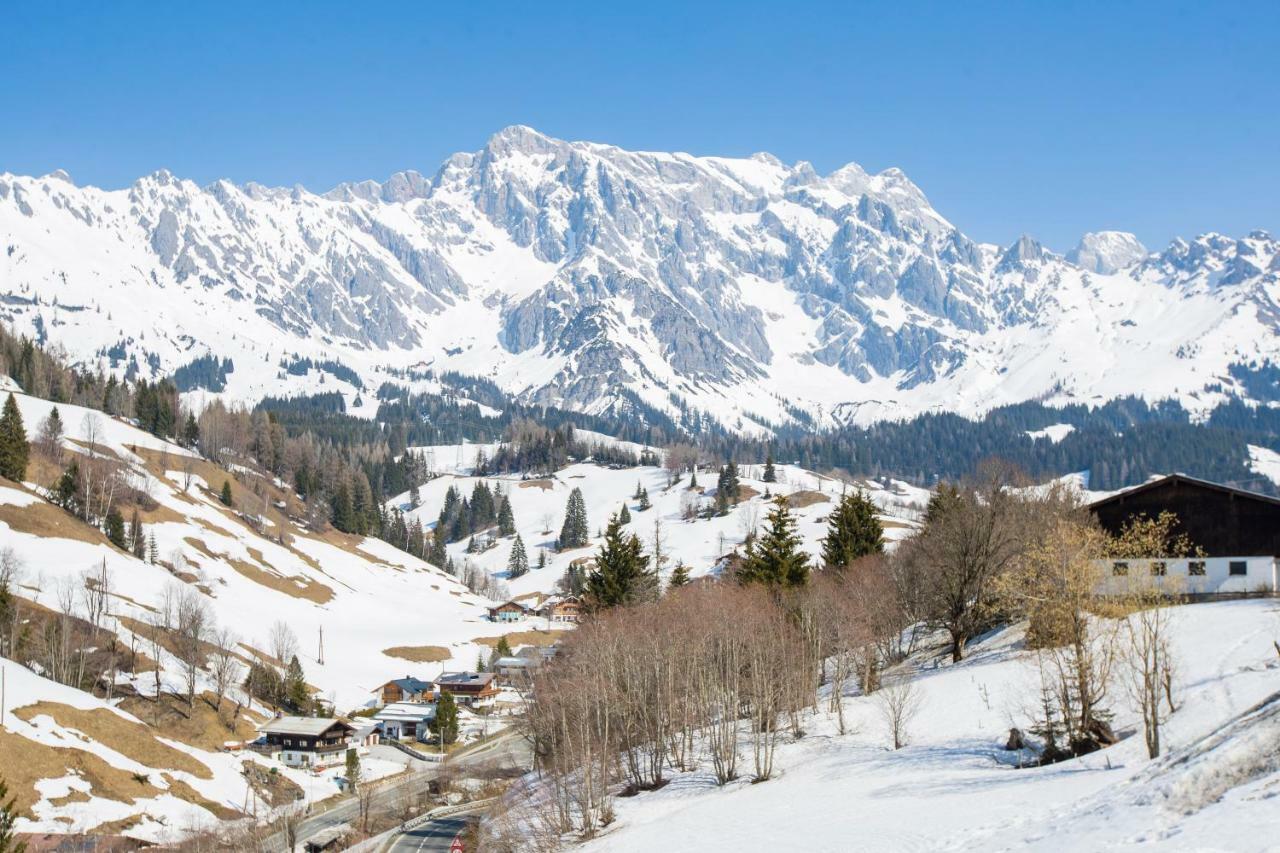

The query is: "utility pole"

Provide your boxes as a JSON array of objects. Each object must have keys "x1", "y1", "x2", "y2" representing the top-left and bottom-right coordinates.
[{"x1": 317, "y1": 625, "x2": 325, "y2": 666}]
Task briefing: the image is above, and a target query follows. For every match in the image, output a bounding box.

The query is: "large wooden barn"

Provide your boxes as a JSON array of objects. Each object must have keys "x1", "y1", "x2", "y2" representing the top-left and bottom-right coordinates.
[{"x1": 1088, "y1": 474, "x2": 1280, "y2": 595}]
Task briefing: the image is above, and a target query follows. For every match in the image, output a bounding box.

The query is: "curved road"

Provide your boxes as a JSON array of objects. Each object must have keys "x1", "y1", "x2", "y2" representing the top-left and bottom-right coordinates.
[{"x1": 386, "y1": 816, "x2": 472, "y2": 853}]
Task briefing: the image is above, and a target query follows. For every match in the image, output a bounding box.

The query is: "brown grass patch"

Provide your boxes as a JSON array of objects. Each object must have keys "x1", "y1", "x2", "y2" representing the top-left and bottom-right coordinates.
[
  {"x1": 0, "y1": 500, "x2": 113, "y2": 546},
  {"x1": 737, "y1": 485, "x2": 761, "y2": 502},
  {"x1": 786, "y1": 490, "x2": 830, "y2": 508},
  {"x1": 518, "y1": 479, "x2": 554, "y2": 491},
  {"x1": 880, "y1": 518, "x2": 912, "y2": 529},
  {"x1": 382, "y1": 645, "x2": 452, "y2": 663},
  {"x1": 117, "y1": 692, "x2": 261, "y2": 753},
  {"x1": 0, "y1": 728, "x2": 166, "y2": 818},
  {"x1": 473, "y1": 630, "x2": 566, "y2": 649},
  {"x1": 183, "y1": 536, "x2": 334, "y2": 604},
  {"x1": 26, "y1": 448, "x2": 65, "y2": 491},
  {"x1": 13, "y1": 702, "x2": 211, "y2": 779}
]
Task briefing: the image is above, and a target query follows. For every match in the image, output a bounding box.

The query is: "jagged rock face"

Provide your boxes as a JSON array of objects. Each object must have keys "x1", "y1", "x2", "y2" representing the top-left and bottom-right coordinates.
[
  {"x1": 1, "y1": 128, "x2": 1279, "y2": 429},
  {"x1": 1067, "y1": 231, "x2": 1148, "y2": 274}
]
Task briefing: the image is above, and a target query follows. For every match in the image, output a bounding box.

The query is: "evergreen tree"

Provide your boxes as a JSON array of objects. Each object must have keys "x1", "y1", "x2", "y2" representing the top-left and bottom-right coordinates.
[
  {"x1": 925, "y1": 482, "x2": 963, "y2": 524},
  {"x1": 220, "y1": 479, "x2": 233, "y2": 507},
  {"x1": 126, "y1": 508, "x2": 145, "y2": 557},
  {"x1": 557, "y1": 487, "x2": 589, "y2": 550},
  {"x1": 763, "y1": 451, "x2": 777, "y2": 483},
  {"x1": 619, "y1": 503, "x2": 632, "y2": 524},
  {"x1": 633, "y1": 481, "x2": 644, "y2": 500},
  {"x1": 0, "y1": 393, "x2": 29, "y2": 483},
  {"x1": 435, "y1": 691, "x2": 459, "y2": 745},
  {"x1": 537, "y1": 547, "x2": 547, "y2": 570},
  {"x1": 470, "y1": 481, "x2": 496, "y2": 529},
  {"x1": 147, "y1": 532, "x2": 159, "y2": 564},
  {"x1": 53, "y1": 460, "x2": 82, "y2": 516},
  {"x1": 507, "y1": 534, "x2": 529, "y2": 578},
  {"x1": 344, "y1": 748, "x2": 362, "y2": 793},
  {"x1": 585, "y1": 513, "x2": 656, "y2": 609},
  {"x1": 37, "y1": 406, "x2": 63, "y2": 460},
  {"x1": 638, "y1": 488, "x2": 651, "y2": 511},
  {"x1": 0, "y1": 775, "x2": 25, "y2": 853},
  {"x1": 104, "y1": 508, "x2": 126, "y2": 549},
  {"x1": 820, "y1": 490, "x2": 885, "y2": 570},
  {"x1": 182, "y1": 412, "x2": 200, "y2": 449},
  {"x1": 495, "y1": 635, "x2": 513, "y2": 657},
  {"x1": 497, "y1": 495, "x2": 516, "y2": 536},
  {"x1": 331, "y1": 482, "x2": 356, "y2": 532},
  {"x1": 668, "y1": 561, "x2": 691, "y2": 590},
  {"x1": 427, "y1": 528, "x2": 447, "y2": 567},
  {"x1": 285, "y1": 655, "x2": 310, "y2": 712},
  {"x1": 716, "y1": 461, "x2": 741, "y2": 503},
  {"x1": 738, "y1": 497, "x2": 809, "y2": 589},
  {"x1": 689, "y1": 468, "x2": 698, "y2": 489}
]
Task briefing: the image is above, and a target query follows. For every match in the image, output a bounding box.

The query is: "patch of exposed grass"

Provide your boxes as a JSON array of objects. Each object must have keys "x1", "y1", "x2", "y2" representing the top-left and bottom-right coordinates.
[
  {"x1": 382, "y1": 645, "x2": 453, "y2": 663},
  {"x1": 785, "y1": 490, "x2": 830, "y2": 508},
  {"x1": 0, "y1": 500, "x2": 113, "y2": 546},
  {"x1": 473, "y1": 630, "x2": 566, "y2": 649},
  {"x1": 13, "y1": 702, "x2": 212, "y2": 779},
  {"x1": 0, "y1": 728, "x2": 166, "y2": 818}
]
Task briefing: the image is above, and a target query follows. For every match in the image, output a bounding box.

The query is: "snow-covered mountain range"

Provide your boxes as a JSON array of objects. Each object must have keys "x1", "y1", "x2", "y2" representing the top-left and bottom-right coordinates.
[{"x1": 2, "y1": 125, "x2": 1278, "y2": 430}]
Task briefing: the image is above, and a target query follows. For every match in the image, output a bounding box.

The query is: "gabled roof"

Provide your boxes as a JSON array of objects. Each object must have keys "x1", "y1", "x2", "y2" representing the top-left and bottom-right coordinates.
[
  {"x1": 374, "y1": 702, "x2": 437, "y2": 722},
  {"x1": 376, "y1": 676, "x2": 433, "y2": 694},
  {"x1": 1088, "y1": 473, "x2": 1280, "y2": 511},
  {"x1": 261, "y1": 716, "x2": 354, "y2": 737},
  {"x1": 489, "y1": 600, "x2": 528, "y2": 611},
  {"x1": 436, "y1": 671, "x2": 496, "y2": 687}
]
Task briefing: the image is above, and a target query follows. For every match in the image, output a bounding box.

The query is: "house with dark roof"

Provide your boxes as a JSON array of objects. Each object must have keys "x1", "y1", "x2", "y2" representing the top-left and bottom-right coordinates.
[
  {"x1": 435, "y1": 671, "x2": 499, "y2": 705},
  {"x1": 1089, "y1": 474, "x2": 1280, "y2": 595},
  {"x1": 372, "y1": 676, "x2": 433, "y2": 707},
  {"x1": 258, "y1": 717, "x2": 355, "y2": 768},
  {"x1": 488, "y1": 600, "x2": 529, "y2": 622}
]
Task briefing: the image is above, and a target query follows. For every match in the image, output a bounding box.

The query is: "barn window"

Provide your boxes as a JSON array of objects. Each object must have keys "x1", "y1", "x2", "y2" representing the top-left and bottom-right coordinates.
[
  {"x1": 1112, "y1": 561, "x2": 1129, "y2": 576},
  {"x1": 1150, "y1": 561, "x2": 1167, "y2": 576},
  {"x1": 1188, "y1": 561, "x2": 1206, "y2": 576},
  {"x1": 1229, "y1": 560, "x2": 1247, "y2": 576}
]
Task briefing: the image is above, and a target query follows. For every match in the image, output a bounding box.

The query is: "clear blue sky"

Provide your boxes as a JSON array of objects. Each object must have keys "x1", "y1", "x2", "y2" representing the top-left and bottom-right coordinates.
[{"x1": 3, "y1": 1, "x2": 1277, "y2": 250}]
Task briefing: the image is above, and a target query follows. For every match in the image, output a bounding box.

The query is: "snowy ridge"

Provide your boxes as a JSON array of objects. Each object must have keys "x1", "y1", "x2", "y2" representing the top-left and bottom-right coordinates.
[{"x1": 2, "y1": 128, "x2": 1279, "y2": 431}]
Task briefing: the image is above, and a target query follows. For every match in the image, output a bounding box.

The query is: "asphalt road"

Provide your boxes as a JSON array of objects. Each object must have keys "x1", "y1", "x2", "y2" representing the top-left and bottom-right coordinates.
[
  {"x1": 386, "y1": 816, "x2": 473, "y2": 853},
  {"x1": 265, "y1": 730, "x2": 528, "y2": 851}
]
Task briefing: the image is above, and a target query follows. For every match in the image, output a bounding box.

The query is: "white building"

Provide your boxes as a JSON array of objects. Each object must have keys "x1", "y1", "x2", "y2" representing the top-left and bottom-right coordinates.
[{"x1": 1098, "y1": 555, "x2": 1278, "y2": 596}]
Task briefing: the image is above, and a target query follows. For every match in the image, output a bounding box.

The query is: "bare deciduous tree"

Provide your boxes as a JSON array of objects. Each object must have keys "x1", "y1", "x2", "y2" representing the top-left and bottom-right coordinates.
[{"x1": 876, "y1": 674, "x2": 923, "y2": 750}]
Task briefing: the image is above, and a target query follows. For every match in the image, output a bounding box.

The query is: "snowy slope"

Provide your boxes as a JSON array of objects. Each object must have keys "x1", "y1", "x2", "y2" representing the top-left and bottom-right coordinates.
[
  {"x1": 1, "y1": 391, "x2": 527, "y2": 710},
  {"x1": 574, "y1": 599, "x2": 1280, "y2": 853},
  {"x1": 0, "y1": 660, "x2": 405, "y2": 842},
  {"x1": 392, "y1": 451, "x2": 921, "y2": 606},
  {"x1": 3, "y1": 128, "x2": 1279, "y2": 431}
]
